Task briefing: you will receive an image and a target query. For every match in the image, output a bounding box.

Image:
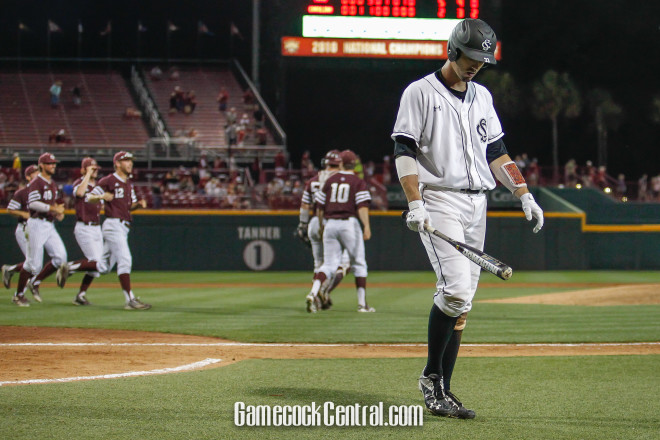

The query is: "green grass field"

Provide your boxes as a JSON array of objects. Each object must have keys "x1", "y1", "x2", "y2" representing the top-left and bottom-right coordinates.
[{"x1": 1, "y1": 271, "x2": 659, "y2": 439}]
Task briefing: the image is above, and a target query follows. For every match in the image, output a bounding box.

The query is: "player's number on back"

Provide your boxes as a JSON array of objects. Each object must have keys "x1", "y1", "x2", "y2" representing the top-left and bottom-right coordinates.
[
  {"x1": 329, "y1": 183, "x2": 350, "y2": 203},
  {"x1": 114, "y1": 188, "x2": 124, "y2": 199}
]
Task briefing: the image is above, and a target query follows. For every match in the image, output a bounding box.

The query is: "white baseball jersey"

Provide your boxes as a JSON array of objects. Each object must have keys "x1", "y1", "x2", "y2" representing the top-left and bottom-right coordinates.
[{"x1": 392, "y1": 72, "x2": 503, "y2": 190}]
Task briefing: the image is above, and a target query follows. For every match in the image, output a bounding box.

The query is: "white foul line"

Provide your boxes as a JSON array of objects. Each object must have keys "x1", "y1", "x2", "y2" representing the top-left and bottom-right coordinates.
[
  {"x1": 0, "y1": 358, "x2": 222, "y2": 387},
  {"x1": 0, "y1": 342, "x2": 657, "y2": 347}
]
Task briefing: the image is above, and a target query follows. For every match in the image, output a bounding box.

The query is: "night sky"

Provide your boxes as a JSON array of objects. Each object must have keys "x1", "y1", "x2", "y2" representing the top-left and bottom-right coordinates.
[{"x1": 1, "y1": 0, "x2": 659, "y2": 179}]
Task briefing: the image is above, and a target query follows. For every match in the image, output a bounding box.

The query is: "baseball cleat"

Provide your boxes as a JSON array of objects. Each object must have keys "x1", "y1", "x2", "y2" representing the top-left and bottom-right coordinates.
[
  {"x1": 73, "y1": 295, "x2": 91, "y2": 306},
  {"x1": 27, "y1": 280, "x2": 42, "y2": 303},
  {"x1": 124, "y1": 297, "x2": 151, "y2": 310},
  {"x1": 12, "y1": 295, "x2": 30, "y2": 307},
  {"x1": 357, "y1": 305, "x2": 376, "y2": 313},
  {"x1": 419, "y1": 372, "x2": 475, "y2": 419},
  {"x1": 306, "y1": 293, "x2": 317, "y2": 313},
  {"x1": 2, "y1": 265, "x2": 12, "y2": 289},
  {"x1": 56, "y1": 264, "x2": 70, "y2": 288}
]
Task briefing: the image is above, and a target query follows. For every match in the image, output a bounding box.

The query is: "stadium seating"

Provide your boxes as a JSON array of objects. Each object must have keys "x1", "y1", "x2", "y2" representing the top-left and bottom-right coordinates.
[{"x1": 0, "y1": 71, "x2": 149, "y2": 148}]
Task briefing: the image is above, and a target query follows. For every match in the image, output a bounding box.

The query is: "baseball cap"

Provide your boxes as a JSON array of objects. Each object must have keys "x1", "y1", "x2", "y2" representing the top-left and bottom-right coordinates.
[
  {"x1": 38, "y1": 152, "x2": 58, "y2": 164},
  {"x1": 340, "y1": 150, "x2": 357, "y2": 168},
  {"x1": 81, "y1": 157, "x2": 98, "y2": 169},
  {"x1": 113, "y1": 151, "x2": 134, "y2": 164},
  {"x1": 323, "y1": 150, "x2": 342, "y2": 167},
  {"x1": 24, "y1": 165, "x2": 38, "y2": 178}
]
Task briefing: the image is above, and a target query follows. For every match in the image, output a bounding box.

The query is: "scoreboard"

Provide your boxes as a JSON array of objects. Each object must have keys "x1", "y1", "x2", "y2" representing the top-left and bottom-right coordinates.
[
  {"x1": 305, "y1": 0, "x2": 483, "y2": 19},
  {"x1": 282, "y1": 0, "x2": 500, "y2": 60}
]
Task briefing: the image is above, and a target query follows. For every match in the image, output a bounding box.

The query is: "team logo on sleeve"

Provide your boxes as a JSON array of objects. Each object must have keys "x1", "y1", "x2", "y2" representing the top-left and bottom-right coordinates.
[{"x1": 476, "y1": 119, "x2": 488, "y2": 143}]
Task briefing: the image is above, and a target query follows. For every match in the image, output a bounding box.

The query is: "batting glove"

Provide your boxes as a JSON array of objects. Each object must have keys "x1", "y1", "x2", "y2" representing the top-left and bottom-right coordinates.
[
  {"x1": 520, "y1": 193, "x2": 544, "y2": 233},
  {"x1": 407, "y1": 200, "x2": 432, "y2": 233}
]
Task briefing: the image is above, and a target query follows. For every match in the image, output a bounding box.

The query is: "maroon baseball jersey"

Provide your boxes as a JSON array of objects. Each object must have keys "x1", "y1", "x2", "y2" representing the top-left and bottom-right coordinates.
[
  {"x1": 94, "y1": 173, "x2": 137, "y2": 222},
  {"x1": 302, "y1": 170, "x2": 339, "y2": 213},
  {"x1": 73, "y1": 177, "x2": 102, "y2": 223},
  {"x1": 27, "y1": 174, "x2": 62, "y2": 221},
  {"x1": 316, "y1": 171, "x2": 371, "y2": 219},
  {"x1": 7, "y1": 187, "x2": 29, "y2": 224}
]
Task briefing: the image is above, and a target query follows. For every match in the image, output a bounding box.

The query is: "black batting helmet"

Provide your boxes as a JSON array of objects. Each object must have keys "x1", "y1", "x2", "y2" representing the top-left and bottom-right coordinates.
[{"x1": 447, "y1": 18, "x2": 497, "y2": 65}]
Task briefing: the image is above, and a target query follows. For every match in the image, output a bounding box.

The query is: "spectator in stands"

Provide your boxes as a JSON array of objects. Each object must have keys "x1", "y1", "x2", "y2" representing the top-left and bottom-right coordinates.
[
  {"x1": 170, "y1": 86, "x2": 185, "y2": 113},
  {"x1": 151, "y1": 182, "x2": 162, "y2": 209},
  {"x1": 581, "y1": 160, "x2": 596, "y2": 187},
  {"x1": 50, "y1": 80, "x2": 62, "y2": 107},
  {"x1": 217, "y1": 87, "x2": 229, "y2": 112},
  {"x1": 124, "y1": 107, "x2": 142, "y2": 119},
  {"x1": 226, "y1": 107, "x2": 238, "y2": 125},
  {"x1": 638, "y1": 174, "x2": 648, "y2": 201},
  {"x1": 256, "y1": 127, "x2": 267, "y2": 145},
  {"x1": 615, "y1": 174, "x2": 627, "y2": 198},
  {"x1": 213, "y1": 155, "x2": 227, "y2": 171},
  {"x1": 71, "y1": 85, "x2": 82, "y2": 107},
  {"x1": 251, "y1": 157, "x2": 262, "y2": 183},
  {"x1": 49, "y1": 129, "x2": 70, "y2": 144},
  {"x1": 274, "y1": 150, "x2": 287, "y2": 176},
  {"x1": 382, "y1": 155, "x2": 392, "y2": 185},
  {"x1": 12, "y1": 153, "x2": 22, "y2": 175},
  {"x1": 179, "y1": 173, "x2": 195, "y2": 192},
  {"x1": 184, "y1": 91, "x2": 197, "y2": 114},
  {"x1": 243, "y1": 88, "x2": 255, "y2": 106},
  {"x1": 564, "y1": 158, "x2": 578, "y2": 187},
  {"x1": 354, "y1": 154, "x2": 364, "y2": 179},
  {"x1": 652, "y1": 175, "x2": 660, "y2": 201},
  {"x1": 149, "y1": 66, "x2": 163, "y2": 80},
  {"x1": 514, "y1": 154, "x2": 526, "y2": 175},
  {"x1": 526, "y1": 158, "x2": 540, "y2": 186},
  {"x1": 162, "y1": 170, "x2": 179, "y2": 191},
  {"x1": 365, "y1": 160, "x2": 375, "y2": 178},
  {"x1": 204, "y1": 177, "x2": 221, "y2": 198},
  {"x1": 594, "y1": 166, "x2": 608, "y2": 189},
  {"x1": 237, "y1": 113, "x2": 251, "y2": 146},
  {"x1": 253, "y1": 106, "x2": 265, "y2": 129},
  {"x1": 228, "y1": 153, "x2": 239, "y2": 181},
  {"x1": 225, "y1": 123, "x2": 238, "y2": 147},
  {"x1": 169, "y1": 67, "x2": 180, "y2": 81}
]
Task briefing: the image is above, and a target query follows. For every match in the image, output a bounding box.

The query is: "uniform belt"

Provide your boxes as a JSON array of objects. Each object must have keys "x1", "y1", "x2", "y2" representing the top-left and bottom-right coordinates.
[
  {"x1": 428, "y1": 185, "x2": 487, "y2": 195},
  {"x1": 77, "y1": 221, "x2": 100, "y2": 226}
]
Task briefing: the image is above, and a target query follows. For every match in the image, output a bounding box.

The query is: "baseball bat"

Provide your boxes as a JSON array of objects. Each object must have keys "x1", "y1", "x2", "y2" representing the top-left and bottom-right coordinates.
[{"x1": 402, "y1": 211, "x2": 513, "y2": 280}]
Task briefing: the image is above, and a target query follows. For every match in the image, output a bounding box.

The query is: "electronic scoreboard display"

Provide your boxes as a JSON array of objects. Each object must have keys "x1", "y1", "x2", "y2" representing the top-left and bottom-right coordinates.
[
  {"x1": 282, "y1": 1, "x2": 500, "y2": 60},
  {"x1": 305, "y1": 0, "x2": 482, "y2": 19}
]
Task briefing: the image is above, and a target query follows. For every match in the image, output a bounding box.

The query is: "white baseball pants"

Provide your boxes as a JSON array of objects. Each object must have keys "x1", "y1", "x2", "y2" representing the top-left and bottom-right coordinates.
[
  {"x1": 15, "y1": 224, "x2": 28, "y2": 256},
  {"x1": 74, "y1": 222, "x2": 107, "y2": 276},
  {"x1": 23, "y1": 218, "x2": 67, "y2": 274},
  {"x1": 102, "y1": 218, "x2": 132, "y2": 275},
  {"x1": 308, "y1": 216, "x2": 350, "y2": 272},
  {"x1": 319, "y1": 217, "x2": 367, "y2": 278},
  {"x1": 419, "y1": 189, "x2": 487, "y2": 317}
]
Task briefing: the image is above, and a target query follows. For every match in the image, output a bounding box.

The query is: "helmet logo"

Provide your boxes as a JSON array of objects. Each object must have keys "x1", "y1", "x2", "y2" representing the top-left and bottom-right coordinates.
[{"x1": 482, "y1": 39, "x2": 492, "y2": 51}]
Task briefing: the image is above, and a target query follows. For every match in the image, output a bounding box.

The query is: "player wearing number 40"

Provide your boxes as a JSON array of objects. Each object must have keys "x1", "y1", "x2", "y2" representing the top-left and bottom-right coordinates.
[{"x1": 391, "y1": 18, "x2": 544, "y2": 418}]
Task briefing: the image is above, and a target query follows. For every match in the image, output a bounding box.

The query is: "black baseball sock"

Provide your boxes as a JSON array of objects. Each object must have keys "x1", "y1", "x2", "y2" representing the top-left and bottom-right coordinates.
[
  {"x1": 424, "y1": 304, "x2": 459, "y2": 377},
  {"x1": 442, "y1": 329, "x2": 463, "y2": 391}
]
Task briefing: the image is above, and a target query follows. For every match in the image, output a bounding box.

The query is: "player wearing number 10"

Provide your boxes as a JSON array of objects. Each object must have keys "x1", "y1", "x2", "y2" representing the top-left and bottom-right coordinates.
[{"x1": 306, "y1": 150, "x2": 374, "y2": 313}]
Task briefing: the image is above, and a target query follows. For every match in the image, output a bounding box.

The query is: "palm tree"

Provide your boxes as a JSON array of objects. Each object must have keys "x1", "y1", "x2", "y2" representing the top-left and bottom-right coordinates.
[
  {"x1": 531, "y1": 71, "x2": 581, "y2": 184},
  {"x1": 478, "y1": 70, "x2": 522, "y2": 119},
  {"x1": 587, "y1": 89, "x2": 622, "y2": 168}
]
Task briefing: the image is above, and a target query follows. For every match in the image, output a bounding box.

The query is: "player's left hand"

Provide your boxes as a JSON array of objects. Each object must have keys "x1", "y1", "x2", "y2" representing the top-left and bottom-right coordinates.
[
  {"x1": 138, "y1": 199, "x2": 147, "y2": 209},
  {"x1": 520, "y1": 193, "x2": 544, "y2": 233}
]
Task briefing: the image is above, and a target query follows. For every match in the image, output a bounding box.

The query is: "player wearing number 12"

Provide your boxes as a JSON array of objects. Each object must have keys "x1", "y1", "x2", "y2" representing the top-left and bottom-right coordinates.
[
  {"x1": 92, "y1": 151, "x2": 151, "y2": 310},
  {"x1": 306, "y1": 150, "x2": 374, "y2": 313},
  {"x1": 392, "y1": 19, "x2": 544, "y2": 418}
]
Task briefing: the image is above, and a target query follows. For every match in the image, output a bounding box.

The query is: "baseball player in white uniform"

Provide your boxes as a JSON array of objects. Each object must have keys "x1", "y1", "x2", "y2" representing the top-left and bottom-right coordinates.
[
  {"x1": 59, "y1": 157, "x2": 113, "y2": 305},
  {"x1": 11, "y1": 153, "x2": 70, "y2": 306},
  {"x1": 392, "y1": 19, "x2": 544, "y2": 418},
  {"x1": 297, "y1": 150, "x2": 351, "y2": 310},
  {"x1": 2, "y1": 165, "x2": 39, "y2": 291},
  {"x1": 306, "y1": 150, "x2": 373, "y2": 313}
]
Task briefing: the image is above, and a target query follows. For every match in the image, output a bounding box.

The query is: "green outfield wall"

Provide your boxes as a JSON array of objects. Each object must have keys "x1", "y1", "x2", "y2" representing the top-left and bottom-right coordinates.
[{"x1": 2, "y1": 208, "x2": 658, "y2": 271}]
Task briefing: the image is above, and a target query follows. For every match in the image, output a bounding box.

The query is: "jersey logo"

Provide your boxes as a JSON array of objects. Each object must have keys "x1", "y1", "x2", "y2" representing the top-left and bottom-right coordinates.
[
  {"x1": 476, "y1": 119, "x2": 488, "y2": 143},
  {"x1": 433, "y1": 105, "x2": 441, "y2": 112}
]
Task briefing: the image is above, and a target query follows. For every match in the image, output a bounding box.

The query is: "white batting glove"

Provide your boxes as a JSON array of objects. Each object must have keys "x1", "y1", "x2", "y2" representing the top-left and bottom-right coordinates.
[
  {"x1": 520, "y1": 193, "x2": 544, "y2": 233},
  {"x1": 407, "y1": 200, "x2": 432, "y2": 233}
]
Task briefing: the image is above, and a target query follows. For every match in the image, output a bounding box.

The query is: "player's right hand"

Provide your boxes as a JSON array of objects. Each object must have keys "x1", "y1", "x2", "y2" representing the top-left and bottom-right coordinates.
[{"x1": 406, "y1": 200, "x2": 432, "y2": 232}]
